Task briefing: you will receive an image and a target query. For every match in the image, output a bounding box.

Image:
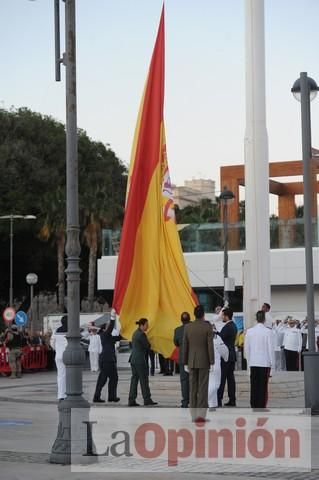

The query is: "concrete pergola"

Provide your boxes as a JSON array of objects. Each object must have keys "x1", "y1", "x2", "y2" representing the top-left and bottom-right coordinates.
[{"x1": 220, "y1": 153, "x2": 319, "y2": 240}]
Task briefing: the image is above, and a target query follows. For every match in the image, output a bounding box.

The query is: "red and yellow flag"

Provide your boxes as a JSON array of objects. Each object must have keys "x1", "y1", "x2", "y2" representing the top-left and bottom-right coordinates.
[{"x1": 112, "y1": 6, "x2": 197, "y2": 358}]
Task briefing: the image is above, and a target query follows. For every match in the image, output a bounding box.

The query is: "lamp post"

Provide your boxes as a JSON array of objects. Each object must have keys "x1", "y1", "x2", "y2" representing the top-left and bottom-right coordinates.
[
  {"x1": 0, "y1": 214, "x2": 36, "y2": 307},
  {"x1": 291, "y1": 72, "x2": 319, "y2": 414},
  {"x1": 219, "y1": 187, "x2": 235, "y2": 306},
  {"x1": 26, "y1": 273, "x2": 38, "y2": 333},
  {"x1": 49, "y1": 0, "x2": 91, "y2": 464}
]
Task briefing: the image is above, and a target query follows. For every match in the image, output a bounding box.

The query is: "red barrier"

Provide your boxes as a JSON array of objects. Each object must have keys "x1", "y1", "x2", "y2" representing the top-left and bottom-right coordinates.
[
  {"x1": 0, "y1": 347, "x2": 10, "y2": 373},
  {"x1": 0, "y1": 346, "x2": 48, "y2": 374}
]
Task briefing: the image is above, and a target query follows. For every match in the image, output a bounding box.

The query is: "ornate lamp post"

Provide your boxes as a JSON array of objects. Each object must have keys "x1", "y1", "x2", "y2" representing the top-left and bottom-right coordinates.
[
  {"x1": 219, "y1": 187, "x2": 235, "y2": 306},
  {"x1": 291, "y1": 72, "x2": 319, "y2": 414},
  {"x1": 26, "y1": 273, "x2": 38, "y2": 333},
  {"x1": 0, "y1": 214, "x2": 36, "y2": 306}
]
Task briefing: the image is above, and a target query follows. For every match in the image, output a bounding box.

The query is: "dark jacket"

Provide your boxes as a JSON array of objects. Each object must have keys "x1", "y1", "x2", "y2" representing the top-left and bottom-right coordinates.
[
  {"x1": 219, "y1": 321, "x2": 237, "y2": 362},
  {"x1": 5, "y1": 330, "x2": 22, "y2": 349},
  {"x1": 174, "y1": 323, "x2": 189, "y2": 364},
  {"x1": 99, "y1": 320, "x2": 122, "y2": 363},
  {"x1": 129, "y1": 328, "x2": 150, "y2": 366}
]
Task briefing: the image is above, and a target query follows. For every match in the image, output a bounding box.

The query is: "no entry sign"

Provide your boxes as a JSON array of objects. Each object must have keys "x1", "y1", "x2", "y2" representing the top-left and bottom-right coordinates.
[{"x1": 2, "y1": 307, "x2": 16, "y2": 324}]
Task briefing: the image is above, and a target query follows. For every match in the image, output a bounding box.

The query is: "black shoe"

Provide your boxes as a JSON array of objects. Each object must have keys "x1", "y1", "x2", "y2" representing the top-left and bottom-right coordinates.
[
  {"x1": 128, "y1": 401, "x2": 140, "y2": 407},
  {"x1": 108, "y1": 397, "x2": 120, "y2": 402},
  {"x1": 181, "y1": 404, "x2": 189, "y2": 408},
  {"x1": 144, "y1": 400, "x2": 158, "y2": 406},
  {"x1": 209, "y1": 407, "x2": 216, "y2": 412},
  {"x1": 224, "y1": 401, "x2": 236, "y2": 407},
  {"x1": 93, "y1": 398, "x2": 105, "y2": 403}
]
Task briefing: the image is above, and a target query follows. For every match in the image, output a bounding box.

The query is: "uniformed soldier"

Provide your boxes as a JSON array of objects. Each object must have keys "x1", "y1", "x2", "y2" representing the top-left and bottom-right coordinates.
[
  {"x1": 50, "y1": 315, "x2": 68, "y2": 401},
  {"x1": 93, "y1": 318, "x2": 122, "y2": 403},
  {"x1": 174, "y1": 311, "x2": 191, "y2": 408},
  {"x1": 128, "y1": 318, "x2": 157, "y2": 406}
]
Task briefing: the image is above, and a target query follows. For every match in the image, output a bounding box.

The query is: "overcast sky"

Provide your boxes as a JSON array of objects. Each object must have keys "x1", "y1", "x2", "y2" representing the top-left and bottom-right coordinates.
[{"x1": 1, "y1": 0, "x2": 319, "y2": 211}]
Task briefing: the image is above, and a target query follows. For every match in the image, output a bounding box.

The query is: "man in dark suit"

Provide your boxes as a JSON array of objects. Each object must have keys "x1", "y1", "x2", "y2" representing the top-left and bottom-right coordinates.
[
  {"x1": 174, "y1": 311, "x2": 191, "y2": 408},
  {"x1": 217, "y1": 307, "x2": 237, "y2": 407},
  {"x1": 183, "y1": 305, "x2": 214, "y2": 421},
  {"x1": 93, "y1": 318, "x2": 122, "y2": 403}
]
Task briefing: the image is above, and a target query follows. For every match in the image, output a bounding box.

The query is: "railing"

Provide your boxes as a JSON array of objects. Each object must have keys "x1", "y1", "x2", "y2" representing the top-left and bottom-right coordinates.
[
  {"x1": 102, "y1": 217, "x2": 319, "y2": 255},
  {"x1": 0, "y1": 346, "x2": 48, "y2": 374}
]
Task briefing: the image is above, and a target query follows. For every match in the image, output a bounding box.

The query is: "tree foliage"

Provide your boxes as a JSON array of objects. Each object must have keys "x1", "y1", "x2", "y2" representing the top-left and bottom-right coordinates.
[
  {"x1": 0, "y1": 108, "x2": 127, "y2": 307},
  {"x1": 175, "y1": 198, "x2": 220, "y2": 224}
]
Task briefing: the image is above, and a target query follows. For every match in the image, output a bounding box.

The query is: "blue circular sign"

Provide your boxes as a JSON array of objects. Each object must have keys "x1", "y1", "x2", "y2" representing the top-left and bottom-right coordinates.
[{"x1": 15, "y1": 310, "x2": 28, "y2": 326}]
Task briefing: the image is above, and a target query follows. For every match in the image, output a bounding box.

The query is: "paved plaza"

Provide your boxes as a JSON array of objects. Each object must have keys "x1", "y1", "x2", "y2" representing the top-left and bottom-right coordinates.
[{"x1": 0, "y1": 358, "x2": 318, "y2": 480}]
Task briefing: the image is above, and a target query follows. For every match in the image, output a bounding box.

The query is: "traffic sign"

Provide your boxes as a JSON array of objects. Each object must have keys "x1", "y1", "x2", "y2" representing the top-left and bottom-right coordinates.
[
  {"x1": 2, "y1": 307, "x2": 16, "y2": 323},
  {"x1": 15, "y1": 310, "x2": 28, "y2": 326}
]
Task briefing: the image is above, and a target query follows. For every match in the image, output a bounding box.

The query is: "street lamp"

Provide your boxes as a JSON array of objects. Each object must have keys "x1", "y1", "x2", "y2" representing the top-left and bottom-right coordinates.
[
  {"x1": 291, "y1": 72, "x2": 319, "y2": 414},
  {"x1": 49, "y1": 0, "x2": 91, "y2": 465},
  {"x1": 219, "y1": 187, "x2": 235, "y2": 306},
  {"x1": 0, "y1": 214, "x2": 36, "y2": 306},
  {"x1": 26, "y1": 273, "x2": 38, "y2": 333}
]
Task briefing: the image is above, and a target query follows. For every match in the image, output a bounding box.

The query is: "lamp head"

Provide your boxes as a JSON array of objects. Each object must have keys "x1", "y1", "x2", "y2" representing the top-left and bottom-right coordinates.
[
  {"x1": 291, "y1": 76, "x2": 319, "y2": 102},
  {"x1": 219, "y1": 186, "x2": 235, "y2": 204}
]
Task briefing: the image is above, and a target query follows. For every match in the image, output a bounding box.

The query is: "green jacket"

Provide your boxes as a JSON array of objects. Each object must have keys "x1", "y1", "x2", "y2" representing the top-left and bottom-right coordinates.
[{"x1": 129, "y1": 328, "x2": 150, "y2": 365}]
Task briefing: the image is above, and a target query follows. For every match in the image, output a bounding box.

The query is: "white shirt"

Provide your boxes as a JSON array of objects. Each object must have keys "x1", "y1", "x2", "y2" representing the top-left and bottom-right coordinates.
[
  {"x1": 264, "y1": 311, "x2": 273, "y2": 329},
  {"x1": 88, "y1": 334, "x2": 102, "y2": 353},
  {"x1": 213, "y1": 335, "x2": 229, "y2": 370},
  {"x1": 50, "y1": 330, "x2": 67, "y2": 360},
  {"x1": 302, "y1": 325, "x2": 319, "y2": 351},
  {"x1": 282, "y1": 327, "x2": 302, "y2": 352},
  {"x1": 244, "y1": 323, "x2": 273, "y2": 368}
]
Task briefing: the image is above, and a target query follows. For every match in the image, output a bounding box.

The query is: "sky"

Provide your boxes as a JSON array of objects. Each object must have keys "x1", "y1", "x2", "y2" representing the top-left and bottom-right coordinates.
[{"x1": 1, "y1": 0, "x2": 319, "y2": 212}]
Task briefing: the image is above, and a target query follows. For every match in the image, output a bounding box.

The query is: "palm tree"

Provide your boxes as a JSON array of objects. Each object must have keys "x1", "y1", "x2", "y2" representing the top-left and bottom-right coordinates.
[
  {"x1": 39, "y1": 187, "x2": 66, "y2": 312},
  {"x1": 82, "y1": 184, "x2": 117, "y2": 312}
]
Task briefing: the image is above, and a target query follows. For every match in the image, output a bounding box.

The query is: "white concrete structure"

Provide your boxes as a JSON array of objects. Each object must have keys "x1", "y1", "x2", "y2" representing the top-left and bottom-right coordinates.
[
  {"x1": 244, "y1": 0, "x2": 271, "y2": 327},
  {"x1": 97, "y1": 247, "x2": 319, "y2": 320}
]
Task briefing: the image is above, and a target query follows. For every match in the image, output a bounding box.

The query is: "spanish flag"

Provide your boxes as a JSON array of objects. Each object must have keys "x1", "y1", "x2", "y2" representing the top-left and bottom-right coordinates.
[{"x1": 112, "y1": 6, "x2": 197, "y2": 358}]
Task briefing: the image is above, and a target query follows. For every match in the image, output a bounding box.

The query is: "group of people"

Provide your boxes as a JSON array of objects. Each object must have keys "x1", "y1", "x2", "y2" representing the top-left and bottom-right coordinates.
[
  {"x1": 0, "y1": 325, "x2": 51, "y2": 378},
  {"x1": 47, "y1": 302, "x2": 318, "y2": 422}
]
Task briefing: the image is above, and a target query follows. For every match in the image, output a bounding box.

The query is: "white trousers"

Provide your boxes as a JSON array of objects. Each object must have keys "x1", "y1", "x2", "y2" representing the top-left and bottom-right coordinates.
[
  {"x1": 55, "y1": 357, "x2": 66, "y2": 400},
  {"x1": 89, "y1": 351, "x2": 100, "y2": 372},
  {"x1": 274, "y1": 350, "x2": 286, "y2": 371},
  {"x1": 208, "y1": 368, "x2": 221, "y2": 408}
]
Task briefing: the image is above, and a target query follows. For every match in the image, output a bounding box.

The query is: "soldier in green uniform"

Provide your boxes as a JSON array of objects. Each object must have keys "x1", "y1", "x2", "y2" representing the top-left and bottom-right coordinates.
[{"x1": 128, "y1": 318, "x2": 158, "y2": 406}]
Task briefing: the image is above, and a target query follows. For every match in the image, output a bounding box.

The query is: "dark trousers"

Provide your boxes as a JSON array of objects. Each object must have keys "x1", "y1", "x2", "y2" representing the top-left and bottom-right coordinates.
[
  {"x1": 129, "y1": 363, "x2": 151, "y2": 403},
  {"x1": 179, "y1": 364, "x2": 189, "y2": 407},
  {"x1": 148, "y1": 350, "x2": 155, "y2": 375},
  {"x1": 94, "y1": 360, "x2": 118, "y2": 400},
  {"x1": 284, "y1": 349, "x2": 299, "y2": 371},
  {"x1": 218, "y1": 359, "x2": 236, "y2": 405},
  {"x1": 159, "y1": 354, "x2": 174, "y2": 374},
  {"x1": 250, "y1": 366, "x2": 270, "y2": 408}
]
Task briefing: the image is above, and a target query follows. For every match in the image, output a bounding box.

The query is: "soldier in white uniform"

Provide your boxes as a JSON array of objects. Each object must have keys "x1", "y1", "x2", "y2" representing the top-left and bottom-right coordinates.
[
  {"x1": 208, "y1": 332, "x2": 229, "y2": 410},
  {"x1": 50, "y1": 315, "x2": 68, "y2": 401},
  {"x1": 273, "y1": 320, "x2": 286, "y2": 371},
  {"x1": 282, "y1": 318, "x2": 302, "y2": 371},
  {"x1": 244, "y1": 310, "x2": 273, "y2": 409},
  {"x1": 88, "y1": 327, "x2": 102, "y2": 372}
]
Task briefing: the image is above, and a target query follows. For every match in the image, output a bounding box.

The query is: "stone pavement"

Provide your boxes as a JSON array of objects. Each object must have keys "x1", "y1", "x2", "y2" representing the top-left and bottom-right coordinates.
[{"x1": 0, "y1": 358, "x2": 318, "y2": 480}]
